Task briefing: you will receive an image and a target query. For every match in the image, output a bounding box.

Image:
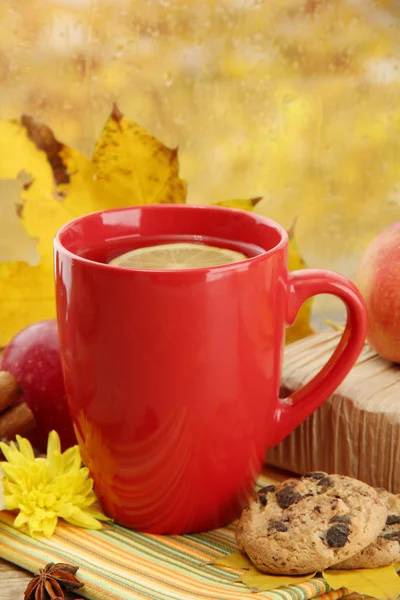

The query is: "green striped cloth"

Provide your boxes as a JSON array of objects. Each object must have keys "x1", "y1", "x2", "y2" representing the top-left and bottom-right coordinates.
[{"x1": 0, "y1": 471, "x2": 350, "y2": 600}]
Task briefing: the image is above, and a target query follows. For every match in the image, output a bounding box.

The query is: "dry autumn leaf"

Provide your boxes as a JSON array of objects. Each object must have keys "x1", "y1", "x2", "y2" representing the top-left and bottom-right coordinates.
[
  {"x1": 212, "y1": 203, "x2": 315, "y2": 344},
  {"x1": 1, "y1": 105, "x2": 313, "y2": 348},
  {"x1": 323, "y1": 566, "x2": 400, "y2": 600},
  {"x1": 0, "y1": 105, "x2": 187, "y2": 347},
  {"x1": 286, "y1": 218, "x2": 315, "y2": 344},
  {"x1": 212, "y1": 551, "x2": 253, "y2": 570},
  {"x1": 0, "y1": 174, "x2": 38, "y2": 265},
  {"x1": 240, "y1": 569, "x2": 317, "y2": 593},
  {"x1": 214, "y1": 197, "x2": 263, "y2": 212},
  {"x1": 213, "y1": 551, "x2": 400, "y2": 596},
  {"x1": 212, "y1": 552, "x2": 316, "y2": 592}
]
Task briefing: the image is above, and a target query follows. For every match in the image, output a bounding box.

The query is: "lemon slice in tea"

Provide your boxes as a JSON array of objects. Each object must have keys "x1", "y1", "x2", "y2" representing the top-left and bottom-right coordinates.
[{"x1": 109, "y1": 242, "x2": 247, "y2": 270}]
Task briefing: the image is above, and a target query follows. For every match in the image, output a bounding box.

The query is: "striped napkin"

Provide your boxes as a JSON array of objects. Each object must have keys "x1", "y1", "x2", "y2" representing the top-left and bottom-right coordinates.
[{"x1": 0, "y1": 470, "x2": 349, "y2": 600}]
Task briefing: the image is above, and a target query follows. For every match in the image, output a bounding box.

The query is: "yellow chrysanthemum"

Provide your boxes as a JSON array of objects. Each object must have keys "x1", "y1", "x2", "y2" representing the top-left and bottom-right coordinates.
[
  {"x1": 0, "y1": 431, "x2": 110, "y2": 538},
  {"x1": 0, "y1": 470, "x2": 5, "y2": 511}
]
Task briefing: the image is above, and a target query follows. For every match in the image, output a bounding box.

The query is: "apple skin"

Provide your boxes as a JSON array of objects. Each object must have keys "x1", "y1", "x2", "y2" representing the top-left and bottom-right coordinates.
[
  {"x1": 355, "y1": 222, "x2": 400, "y2": 363},
  {"x1": 1, "y1": 320, "x2": 77, "y2": 452}
]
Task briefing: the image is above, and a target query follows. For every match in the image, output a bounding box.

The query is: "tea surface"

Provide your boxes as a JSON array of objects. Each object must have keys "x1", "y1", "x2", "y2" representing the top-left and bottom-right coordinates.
[{"x1": 78, "y1": 234, "x2": 265, "y2": 267}]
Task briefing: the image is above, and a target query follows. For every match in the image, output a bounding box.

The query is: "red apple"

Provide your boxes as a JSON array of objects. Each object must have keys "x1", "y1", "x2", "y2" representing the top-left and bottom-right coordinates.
[
  {"x1": 355, "y1": 222, "x2": 400, "y2": 363},
  {"x1": 1, "y1": 320, "x2": 77, "y2": 451}
]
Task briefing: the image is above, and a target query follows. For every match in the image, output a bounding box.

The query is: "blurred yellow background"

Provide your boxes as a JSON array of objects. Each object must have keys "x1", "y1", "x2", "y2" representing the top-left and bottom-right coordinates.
[{"x1": 1, "y1": 0, "x2": 400, "y2": 323}]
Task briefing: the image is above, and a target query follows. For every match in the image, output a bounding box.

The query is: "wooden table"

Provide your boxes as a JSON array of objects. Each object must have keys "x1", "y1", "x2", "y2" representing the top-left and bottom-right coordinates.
[{"x1": 1, "y1": 559, "x2": 32, "y2": 599}]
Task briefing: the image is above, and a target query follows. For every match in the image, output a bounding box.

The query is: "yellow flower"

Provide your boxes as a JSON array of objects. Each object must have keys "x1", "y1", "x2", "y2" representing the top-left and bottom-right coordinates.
[
  {"x1": 0, "y1": 470, "x2": 5, "y2": 511},
  {"x1": 0, "y1": 431, "x2": 110, "y2": 538}
]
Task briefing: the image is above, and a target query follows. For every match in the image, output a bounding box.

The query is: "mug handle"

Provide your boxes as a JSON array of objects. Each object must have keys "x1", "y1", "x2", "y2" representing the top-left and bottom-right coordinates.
[{"x1": 270, "y1": 269, "x2": 367, "y2": 447}]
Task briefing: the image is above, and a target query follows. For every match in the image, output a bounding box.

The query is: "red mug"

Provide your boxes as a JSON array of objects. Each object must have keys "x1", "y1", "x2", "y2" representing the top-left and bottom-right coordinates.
[{"x1": 54, "y1": 204, "x2": 367, "y2": 534}]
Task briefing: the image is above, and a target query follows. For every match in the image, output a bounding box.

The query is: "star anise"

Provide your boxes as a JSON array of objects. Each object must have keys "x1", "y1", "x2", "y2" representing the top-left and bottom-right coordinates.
[{"x1": 24, "y1": 562, "x2": 84, "y2": 600}]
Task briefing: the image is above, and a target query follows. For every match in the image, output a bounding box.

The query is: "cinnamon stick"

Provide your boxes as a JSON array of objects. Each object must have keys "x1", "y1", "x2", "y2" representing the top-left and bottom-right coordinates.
[
  {"x1": 0, "y1": 402, "x2": 36, "y2": 439},
  {"x1": 0, "y1": 371, "x2": 22, "y2": 413}
]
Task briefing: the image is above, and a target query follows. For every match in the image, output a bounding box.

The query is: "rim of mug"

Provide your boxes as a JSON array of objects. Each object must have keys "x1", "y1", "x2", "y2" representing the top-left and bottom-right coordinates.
[{"x1": 54, "y1": 204, "x2": 288, "y2": 274}]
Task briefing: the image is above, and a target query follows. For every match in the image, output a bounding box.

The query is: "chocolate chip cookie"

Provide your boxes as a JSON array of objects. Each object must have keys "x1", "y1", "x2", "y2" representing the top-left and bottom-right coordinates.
[
  {"x1": 333, "y1": 490, "x2": 400, "y2": 569},
  {"x1": 235, "y1": 472, "x2": 387, "y2": 575}
]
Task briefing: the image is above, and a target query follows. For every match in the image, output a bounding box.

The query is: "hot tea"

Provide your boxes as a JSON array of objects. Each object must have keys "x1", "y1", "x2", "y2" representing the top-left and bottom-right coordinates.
[{"x1": 78, "y1": 234, "x2": 266, "y2": 268}]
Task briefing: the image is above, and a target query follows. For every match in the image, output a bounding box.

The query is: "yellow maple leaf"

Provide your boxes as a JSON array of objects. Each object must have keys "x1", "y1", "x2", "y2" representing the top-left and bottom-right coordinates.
[
  {"x1": 0, "y1": 105, "x2": 187, "y2": 347},
  {"x1": 0, "y1": 174, "x2": 39, "y2": 266},
  {"x1": 240, "y1": 569, "x2": 317, "y2": 592},
  {"x1": 212, "y1": 551, "x2": 316, "y2": 592},
  {"x1": 212, "y1": 551, "x2": 253, "y2": 570},
  {"x1": 90, "y1": 104, "x2": 187, "y2": 207},
  {"x1": 323, "y1": 566, "x2": 400, "y2": 600},
  {"x1": 213, "y1": 551, "x2": 400, "y2": 596},
  {"x1": 212, "y1": 203, "x2": 315, "y2": 345},
  {"x1": 214, "y1": 197, "x2": 263, "y2": 212},
  {"x1": 286, "y1": 218, "x2": 315, "y2": 344}
]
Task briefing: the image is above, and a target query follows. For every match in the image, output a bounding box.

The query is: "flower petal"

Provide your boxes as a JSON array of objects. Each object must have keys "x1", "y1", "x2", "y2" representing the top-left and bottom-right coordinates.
[
  {"x1": 0, "y1": 483, "x2": 5, "y2": 511},
  {"x1": 2, "y1": 442, "x2": 33, "y2": 468},
  {"x1": 41, "y1": 515, "x2": 58, "y2": 538},
  {"x1": 58, "y1": 502, "x2": 74, "y2": 519},
  {"x1": 47, "y1": 430, "x2": 61, "y2": 455},
  {"x1": 14, "y1": 511, "x2": 30, "y2": 529},
  {"x1": 28, "y1": 517, "x2": 41, "y2": 537},
  {"x1": 1, "y1": 463, "x2": 25, "y2": 485},
  {"x1": 48, "y1": 448, "x2": 63, "y2": 479},
  {"x1": 63, "y1": 506, "x2": 103, "y2": 529},
  {"x1": 4, "y1": 494, "x2": 21, "y2": 510},
  {"x1": 15, "y1": 436, "x2": 35, "y2": 461},
  {"x1": 85, "y1": 506, "x2": 111, "y2": 522},
  {"x1": 0, "y1": 443, "x2": 15, "y2": 464},
  {"x1": 62, "y1": 446, "x2": 78, "y2": 470}
]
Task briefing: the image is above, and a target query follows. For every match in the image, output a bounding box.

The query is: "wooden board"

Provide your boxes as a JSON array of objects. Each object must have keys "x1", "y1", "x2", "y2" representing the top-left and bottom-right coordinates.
[
  {"x1": 0, "y1": 558, "x2": 31, "y2": 599},
  {"x1": 267, "y1": 330, "x2": 400, "y2": 492}
]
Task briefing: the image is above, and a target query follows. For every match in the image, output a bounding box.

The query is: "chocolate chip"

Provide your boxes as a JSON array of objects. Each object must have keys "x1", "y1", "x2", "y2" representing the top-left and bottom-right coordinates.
[
  {"x1": 258, "y1": 493, "x2": 267, "y2": 507},
  {"x1": 304, "y1": 472, "x2": 327, "y2": 480},
  {"x1": 318, "y1": 477, "x2": 334, "y2": 487},
  {"x1": 330, "y1": 515, "x2": 351, "y2": 525},
  {"x1": 268, "y1": 520, "x2": 288, "y2": 532},
  {"x1": 326, "y1": 524, "x2": 350, "y2": 548},
  {"x1": 386, "y1": 514, "x2": 400, "y2": 526},
  {"x1": 276, "y1": 486, "x2": 303, "y2": 509},
  {"x1": 259, "y1": 484, "x2": 276, "y2": 494},
  {"x1": 257, "y1": 485, "x2": 275, "y2": 507},
  {"x1": 314, "y1": 505, "x2": 321, "y2": 514},
  {"x1": 383, "y1": 531, "x2": 400, "y2": 543}
]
